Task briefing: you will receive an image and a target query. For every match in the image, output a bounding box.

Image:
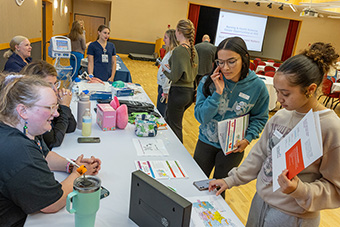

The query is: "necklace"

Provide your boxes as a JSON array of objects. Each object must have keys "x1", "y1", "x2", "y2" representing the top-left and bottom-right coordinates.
[{"x1": 225, "y1": 81, "x2": 238, "y2": 93}]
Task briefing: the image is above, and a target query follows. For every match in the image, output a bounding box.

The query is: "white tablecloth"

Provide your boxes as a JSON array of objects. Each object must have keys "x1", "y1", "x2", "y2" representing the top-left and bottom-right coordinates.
[
  {"x1": 257, "y1": 75, "x2": 277, "y2": 111},
  {"x1": 25, "y1": 84, "x2": 244, "y2": 227}
]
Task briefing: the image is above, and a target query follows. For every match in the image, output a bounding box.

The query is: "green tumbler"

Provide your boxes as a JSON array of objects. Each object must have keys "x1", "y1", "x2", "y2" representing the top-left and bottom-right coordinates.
[{"x1": 66, "y1": 175, "x2": 101, "y2": 227}]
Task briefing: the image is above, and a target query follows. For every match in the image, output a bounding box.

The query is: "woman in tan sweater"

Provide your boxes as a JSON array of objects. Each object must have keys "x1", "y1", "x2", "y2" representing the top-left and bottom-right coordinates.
[{"x1": 209, "y1": 42, "x2": 340, "y2": 226}]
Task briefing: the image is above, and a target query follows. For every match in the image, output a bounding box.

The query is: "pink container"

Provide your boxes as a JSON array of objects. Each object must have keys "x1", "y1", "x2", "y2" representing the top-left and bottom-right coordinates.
[{"x1": 96, "y1": 104, "x2": 116, "y2": 131}]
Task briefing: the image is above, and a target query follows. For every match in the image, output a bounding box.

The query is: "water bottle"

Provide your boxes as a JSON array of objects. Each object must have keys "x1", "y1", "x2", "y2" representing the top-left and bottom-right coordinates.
[
  {"x1": 77, "y1": 94, "x2": 91, "y2": 130},
  {"x1": 71, "y1": 77, "x2": 81, "y2": 102},
  {"x1": 82, "y1": 108, "x2": 92, "y2": 136}
]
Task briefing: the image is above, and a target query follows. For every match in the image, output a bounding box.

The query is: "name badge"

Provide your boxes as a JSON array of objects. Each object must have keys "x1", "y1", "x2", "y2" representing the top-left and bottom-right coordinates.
[
  {"x1": 102, "y1": 54, "x2": 109, "y2": 63},
  {"x1": 239, "y1": 92, "x2": 250, "y2": 100},
  {"x1": 273, "y1": 129, "x2": 283, "y2": 140}
]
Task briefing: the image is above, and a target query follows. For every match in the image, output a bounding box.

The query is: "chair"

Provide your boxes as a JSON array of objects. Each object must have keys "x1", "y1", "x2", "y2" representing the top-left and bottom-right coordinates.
[
  {"x1": 249, "y1": 62, "x2": 256, "y2": 71},
  {"x1": 267, "y1": 59, "x2": 275, "y2": 63},
  {"x1": 318, "y1": 77, "x2": 340, "y2": 109},
  {"x1": 264, "y1": 66, "x2": 276, "y2": 72},
  {"x1": 257, "y1": 70, "x2": 265, "y2": 75},
  {"x1": 273, "y1": 62, "x2": 282, "y2": 67},
  {"x1": 253, "y1": 58, "x2": 261, "y2": 70},
  {"x1": 257, "y1": 61, "x2": 266, "y2": 66},
  {"x1": 265, "y1": 71, "x2": 275, "y2": 77}
]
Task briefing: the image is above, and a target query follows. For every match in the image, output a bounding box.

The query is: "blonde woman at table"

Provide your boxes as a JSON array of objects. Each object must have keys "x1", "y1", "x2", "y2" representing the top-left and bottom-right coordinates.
[
  {"x1": 209, "y1": 42, "x2": 340, "y2": 227},
  {"x1": 156, "y1": 29, "x2": 178, "y2": 117},
  {"x1": 87, "y1": 25, "x2": 116, "y2": 82},
  {"x1": 0, "y1": 75, "x2": 101, "y2": 226},
  {"x1": 163, "y1": 19, "x2": 198, "y2": 143},
  {"x1": 194, "y1": 37, "x2": 269, "y2": 191},
  {"x1": 3, "y1": 35, "x2": 32, "y2": 73},
  {"x1": 21, "y1": 60, "x2": 76, "y2": 150}
]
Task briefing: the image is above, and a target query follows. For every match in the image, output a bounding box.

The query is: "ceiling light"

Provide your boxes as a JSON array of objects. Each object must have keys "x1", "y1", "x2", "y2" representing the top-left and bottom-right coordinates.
[
  {"x1": 267, "y1": 3, "x2": 272, "y2": 8},
  {"x1": 279, "y1": 4, "x2": 284, "y2": 10},
  {"x1": 54, "y1": 0, "x2": 58, "y2": 8},
  {"x1": 244, "y1": 1, "x2": 249, "y2": 4},
  {"x1": 256, "y1": 2, "x2": 260, "y2": 6}
]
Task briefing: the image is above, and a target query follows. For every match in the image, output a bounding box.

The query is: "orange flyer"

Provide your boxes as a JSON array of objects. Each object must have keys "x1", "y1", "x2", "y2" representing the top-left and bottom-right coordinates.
[{"x1": 285, "y1": 139, "x2": 305, "y2": 180}]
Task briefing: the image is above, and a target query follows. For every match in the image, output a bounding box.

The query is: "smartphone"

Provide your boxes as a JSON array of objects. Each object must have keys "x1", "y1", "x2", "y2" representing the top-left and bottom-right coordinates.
[
  {"x1": 193, "y1": 178, "x2": 215, "y2": 191},
  {"x1": 100, "y1": 186, "x2": 110, "y2": 199},
  {"x1": 77, "y1": 137, "x2": 101, "y2": 143}
]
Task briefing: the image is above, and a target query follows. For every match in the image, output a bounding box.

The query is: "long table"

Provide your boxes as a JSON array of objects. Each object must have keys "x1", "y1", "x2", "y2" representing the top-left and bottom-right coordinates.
[{"x1": 24, "y1": 83, "x2": 244, "y2": 226}]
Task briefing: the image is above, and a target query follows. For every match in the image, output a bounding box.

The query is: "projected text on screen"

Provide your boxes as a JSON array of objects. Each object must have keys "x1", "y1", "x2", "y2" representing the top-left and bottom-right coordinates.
[{"x1": 214, "y1": 10, "x2": 268, "y2": 52}]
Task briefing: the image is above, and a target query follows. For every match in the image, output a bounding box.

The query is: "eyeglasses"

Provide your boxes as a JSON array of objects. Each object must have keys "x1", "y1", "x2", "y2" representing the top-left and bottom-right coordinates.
[
  {"x1": 215, "y1": 58, "x2": 240, "y2": 68},
  {"x1": 34, "y1": 103, "x2": 59, "y2": 114},
  {"x1": 53, "y1": 81, "x2": 61, "y2": 89}
]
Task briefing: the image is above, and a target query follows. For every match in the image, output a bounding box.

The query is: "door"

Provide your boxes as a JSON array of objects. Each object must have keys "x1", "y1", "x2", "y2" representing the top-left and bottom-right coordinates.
[
  {"x1": 42, "y1": 0, "x2": 53, "y2": 63},
  {"x1": 74, "y1": 14, "x2": 105, "y2": 44}
]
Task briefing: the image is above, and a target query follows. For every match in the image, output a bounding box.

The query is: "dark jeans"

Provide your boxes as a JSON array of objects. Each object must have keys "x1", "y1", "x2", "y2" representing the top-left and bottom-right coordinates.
[
  {"x1": 193, "y1": 139, "x2": 244, "y2": 179},
  {"x1": 156, "y1": 85, "x2": 167, "y2": 117},
  {"x1": 165, "y1": 86, "x2": 194, "y2": 143}
]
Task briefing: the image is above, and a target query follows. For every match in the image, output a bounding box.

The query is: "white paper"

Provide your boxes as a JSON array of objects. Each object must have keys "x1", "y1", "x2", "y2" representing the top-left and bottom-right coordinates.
[
  {"x1": 133, "y1": 138, "x2": 169, "y2": 156},
  {"x1": 272, "y1": 110, "x2": 323, "y2": 191},
  {"x1": 135, "y1": 160, "x2": 188, "y2": 179},
  {"x1": 187, "y1": 195, "x2": 244, "y2": 227}
]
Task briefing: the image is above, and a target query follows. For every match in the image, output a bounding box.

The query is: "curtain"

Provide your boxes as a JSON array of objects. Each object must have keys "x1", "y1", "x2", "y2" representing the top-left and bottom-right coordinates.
[
  {"x1": 188, "y1": 3, "x2": 200, "y2": 43},
  {"x1": 281, "y1": 20, "x2": 300, "y2": 61}
]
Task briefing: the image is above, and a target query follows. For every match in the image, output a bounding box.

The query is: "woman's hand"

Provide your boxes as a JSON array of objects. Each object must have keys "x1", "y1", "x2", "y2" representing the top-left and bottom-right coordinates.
[
  {"x1": 58, "y1": 88, "x2": 72, "y2": 107},
  {"x1": 278, "y1": 169, "x2": 299, "y2": 194},
  {"x1": 162, "y1": 64, "x2": 170, "y2": 72},
  {"x1": 162, "y1": 93, "x2": 168, "y2": 103},
  {"x1": 108, "y1": 76, "x2": 114, "y2": 83},
  {"x1": 231, "y1": 139, "x2": 249, "y2": 153},
  {"x1": 210, "y1": 66, "x2": 224, "y2": 95},
  {"x1": 87, "y1": 76, "x2": 105, "y2": 84},
  {"x1": 75, "y1": 155, "x2": 101, "y2": 175},
  {"x1": 208, "y1": 179, "x2": 229, "y2": 196}
]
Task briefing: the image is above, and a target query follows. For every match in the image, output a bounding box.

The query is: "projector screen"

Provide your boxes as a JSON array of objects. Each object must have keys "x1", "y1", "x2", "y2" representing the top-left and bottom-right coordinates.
[{"x1": 214, "y1": 10, "x2": 268, "y2": 52}]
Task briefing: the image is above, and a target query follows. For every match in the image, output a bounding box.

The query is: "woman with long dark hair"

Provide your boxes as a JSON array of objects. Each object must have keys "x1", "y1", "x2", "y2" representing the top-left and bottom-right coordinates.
[{"x1": 194, "y1": 37, "x2": 269, "y2": 181}]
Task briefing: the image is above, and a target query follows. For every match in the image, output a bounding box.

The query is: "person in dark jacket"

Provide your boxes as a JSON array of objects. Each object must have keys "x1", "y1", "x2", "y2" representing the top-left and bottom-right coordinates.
[
  {"x1": 3, "y1": 35, "x2": 32, "y2": 73},
  {"x1": 21, "y1": 60, "x2": 76, "y2": 149}
]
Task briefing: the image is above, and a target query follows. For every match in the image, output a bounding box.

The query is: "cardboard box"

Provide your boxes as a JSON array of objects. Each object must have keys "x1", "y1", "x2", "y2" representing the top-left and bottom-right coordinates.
[{"x1": 96, "y1": 104, "x2": 116, "y2": 131}]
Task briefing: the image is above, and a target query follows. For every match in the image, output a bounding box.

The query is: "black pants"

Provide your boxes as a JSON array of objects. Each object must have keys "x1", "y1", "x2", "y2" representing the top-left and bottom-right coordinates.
[
  {"x1": 156, "y1": 85, "x2": 167, "y2": 117},
  {"x1": 193, "y1": 139, "x2": 244, "y2": 179},
  {"x1": 165, "y1": 86, "x2": 194, "y2": 143}
]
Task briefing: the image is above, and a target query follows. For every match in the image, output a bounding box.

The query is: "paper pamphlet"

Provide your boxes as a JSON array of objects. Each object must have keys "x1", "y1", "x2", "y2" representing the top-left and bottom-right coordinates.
[
  {"x1": 133, "y1": 138, "x2": 169, "y2": 156},
  {"x1": 272, "y1": 110, "x2": 323, "y2": 192},
  {"x1": 135, "y1": 160, "x2": 188, "y2": 179},
  {"x1": 187, "y1": 195, "x2": 244, "y2": 227},
  {"x1": 218, "y1": 114, "x2": 249, "y2": 155}
]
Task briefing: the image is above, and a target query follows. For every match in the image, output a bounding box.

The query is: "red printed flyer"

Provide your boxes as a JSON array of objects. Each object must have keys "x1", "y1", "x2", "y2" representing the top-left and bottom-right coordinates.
[{"x1": 285, "y1": 139, "x2": 305, "y2": 180}]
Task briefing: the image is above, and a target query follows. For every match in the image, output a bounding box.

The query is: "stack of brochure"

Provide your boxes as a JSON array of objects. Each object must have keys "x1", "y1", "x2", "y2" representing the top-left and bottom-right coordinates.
[{"x1": 218, "y1": 114, "x2": 249, "y2": 155}]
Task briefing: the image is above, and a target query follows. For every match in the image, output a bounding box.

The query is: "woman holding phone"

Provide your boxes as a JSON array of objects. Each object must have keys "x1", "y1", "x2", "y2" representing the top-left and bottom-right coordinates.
[{"x1": 194, "y1": 37, "x2": 269, "y2": 184}]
